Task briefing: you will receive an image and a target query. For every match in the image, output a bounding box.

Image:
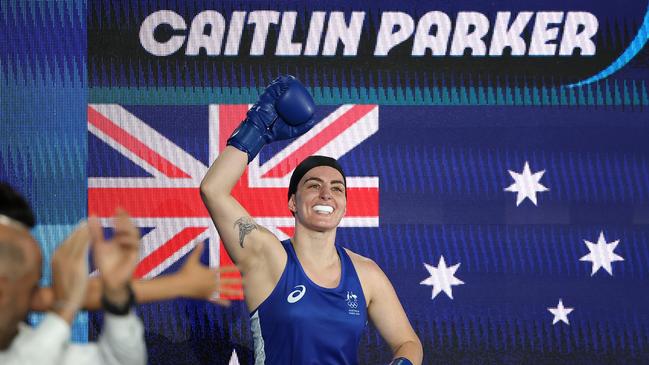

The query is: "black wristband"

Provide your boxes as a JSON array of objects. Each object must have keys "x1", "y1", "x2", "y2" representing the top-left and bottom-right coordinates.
[{"x1": 101, "y1": 284, "x2": 135, "y2": 316}]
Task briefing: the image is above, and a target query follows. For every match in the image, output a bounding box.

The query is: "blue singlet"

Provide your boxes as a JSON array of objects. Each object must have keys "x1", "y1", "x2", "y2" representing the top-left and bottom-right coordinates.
[{"x1": 250, "y1": 239, "x2": 368, "y2": 365}]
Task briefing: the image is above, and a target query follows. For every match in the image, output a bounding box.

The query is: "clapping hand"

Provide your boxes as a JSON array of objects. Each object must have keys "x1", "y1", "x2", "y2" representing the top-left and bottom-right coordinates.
[
  {"x1": 51, "y1": 222, "x2": 90, "y2": 323},
  {"x1": 175, "y1": 242, "x2": 243, "y2": 306},
  {"x1": 88, "y1": 209, "x2": 140, "y2": 307}
]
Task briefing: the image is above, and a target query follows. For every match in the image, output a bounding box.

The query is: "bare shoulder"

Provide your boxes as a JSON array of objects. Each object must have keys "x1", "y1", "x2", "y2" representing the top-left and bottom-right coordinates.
[
  {"x1": 344, "y1": 248, "x2": 383, "y2": 276},
  {"x1": 343, "y1": 248, "x2": 391, "y2": 303}
]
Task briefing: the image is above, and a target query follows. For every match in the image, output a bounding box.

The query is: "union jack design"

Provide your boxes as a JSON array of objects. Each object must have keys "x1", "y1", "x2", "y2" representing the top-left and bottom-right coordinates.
[{"x1": 87, "y1": 104, "x2": 380, "y2": 298}]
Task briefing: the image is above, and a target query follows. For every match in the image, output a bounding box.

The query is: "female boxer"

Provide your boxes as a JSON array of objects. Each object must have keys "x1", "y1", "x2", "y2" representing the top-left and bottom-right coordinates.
[{"x1": 200, "y1": 76, "x2": 422, "y2": 365}]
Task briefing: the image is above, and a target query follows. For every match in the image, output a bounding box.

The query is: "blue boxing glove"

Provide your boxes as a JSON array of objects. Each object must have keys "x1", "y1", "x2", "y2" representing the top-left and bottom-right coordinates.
[
  {"x1": 389, "y1": 358, "x2": 413, "y2": 365},
  {"x1": 227, "y1": 75, "x2": 317, "y2": 162}
]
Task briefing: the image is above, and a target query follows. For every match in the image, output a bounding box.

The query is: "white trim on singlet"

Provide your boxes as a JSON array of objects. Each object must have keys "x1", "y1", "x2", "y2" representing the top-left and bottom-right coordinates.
[{"x1": 250, "y1": 311, "x2": 266, "y2": 365}]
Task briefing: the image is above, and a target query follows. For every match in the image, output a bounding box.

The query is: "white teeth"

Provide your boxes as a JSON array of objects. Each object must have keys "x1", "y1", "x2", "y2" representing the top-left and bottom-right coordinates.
[{"x1": 313, "y1": 205, "x2": 334, "y2": 214}]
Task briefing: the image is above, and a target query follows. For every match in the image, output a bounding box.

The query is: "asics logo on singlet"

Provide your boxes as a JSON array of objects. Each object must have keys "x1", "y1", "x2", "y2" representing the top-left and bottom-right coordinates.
[{"x1": 287, "y1": 285, "x2": 306, "y2": 303}]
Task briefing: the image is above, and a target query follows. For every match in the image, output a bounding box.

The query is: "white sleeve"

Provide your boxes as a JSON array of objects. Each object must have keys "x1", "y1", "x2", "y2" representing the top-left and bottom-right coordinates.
[
  {"x1": 61, "y1": 310, "x2": 147, "y2": 365},
  {"x1": 95, "y1": 311, "x2": 147, "y2": 365},
  {"x1": 0, "y1": 313, "x2": 70, "y2": 365}
]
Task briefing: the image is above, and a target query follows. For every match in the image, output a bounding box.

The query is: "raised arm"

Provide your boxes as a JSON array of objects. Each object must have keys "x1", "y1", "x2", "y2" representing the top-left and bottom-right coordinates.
[
  {"x1": 200, "y1": 145, "x2": 265, "y2": 271},
  {"x1": 200, "y1": 76, "x2": 317, "y2": 273}
]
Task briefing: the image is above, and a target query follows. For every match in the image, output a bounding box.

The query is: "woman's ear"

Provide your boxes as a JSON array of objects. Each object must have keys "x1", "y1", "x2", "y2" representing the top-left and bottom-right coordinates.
[{"x1": 288, "y1": 194, "x2": 296, "y2": 214}]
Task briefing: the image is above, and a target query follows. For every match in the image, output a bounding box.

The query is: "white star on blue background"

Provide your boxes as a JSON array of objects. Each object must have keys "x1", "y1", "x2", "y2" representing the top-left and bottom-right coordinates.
[
  {"x1": 580, "y1": 231, "x2": 624, "y2": 276},
  {"x1": 504, "y1": 161, "x2": 549, "y2": 206},
  {"x1": 420, "y1": 256, "x2": 464, "y2": 300},
  {"x1": 548, "y1": 299, "x2": 574, "y2": 325}
]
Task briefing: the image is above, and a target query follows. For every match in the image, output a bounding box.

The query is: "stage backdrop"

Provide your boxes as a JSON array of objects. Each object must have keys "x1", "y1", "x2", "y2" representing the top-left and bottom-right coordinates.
[{"x1": 3, "y1": 0, "x2": 649, "y2": 364}]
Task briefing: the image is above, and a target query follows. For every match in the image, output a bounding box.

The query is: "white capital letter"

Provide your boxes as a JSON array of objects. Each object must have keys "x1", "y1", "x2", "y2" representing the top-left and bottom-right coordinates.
[
  {"x1": 412, "y1": 11, "x2": 452, "y2": 56},
  {"x1": 248, "y1": 11, "x2": 280, "y2": 56},
  {"x1": 559, "y1": 12, "x2": 598, "y2": 56},
  {"x1": 139, "y1": 10, "x2": 186, "y2": 56},
  {"x1": 322, "y1": 12, "x2": 365, "y2": 56},
  {"x1": 304, "y1": 12, "x2": 326, "y2": 56},
  {"x1": 276, "y1": 12, "x2": 302, "y2": 56},
  {"x1": 450, "y1": 12, "x2": 490, "y2": 56},
  {"x1": 529, "y1": 12, "x2": 564, "y2": 56},
  {"x1": 224, "y1": 11, "x2": 247, "y2": 56},
  {"x1": 489, "y1": 12, "x2": 533, "y2": 56},
  {"x1": 374, "y1": 12, "x2": 414, "y2": 56},
  {"x1": 186, "y1": 11, "x2": 225, "y2": 56}
]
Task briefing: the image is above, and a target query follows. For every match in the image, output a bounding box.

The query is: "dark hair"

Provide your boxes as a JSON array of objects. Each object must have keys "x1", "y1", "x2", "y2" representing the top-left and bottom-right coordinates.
[
  {"x1": 287, "y1": 155, "x2": 347, "y2": 201},
  {"x1": 0, "y1": 182, "x2": 36, "y2": 228}
]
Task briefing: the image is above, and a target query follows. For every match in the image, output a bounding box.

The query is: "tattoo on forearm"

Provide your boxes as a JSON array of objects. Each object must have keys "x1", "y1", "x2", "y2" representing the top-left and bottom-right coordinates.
[{"x1": 234, "y1": 217, "x2": 258, "y2": 248}]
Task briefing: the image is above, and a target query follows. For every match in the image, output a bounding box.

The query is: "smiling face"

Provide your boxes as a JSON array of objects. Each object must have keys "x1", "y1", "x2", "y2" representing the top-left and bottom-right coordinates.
[{"x1": 288, "y1": 166, "x2": 347, "y2": 232}]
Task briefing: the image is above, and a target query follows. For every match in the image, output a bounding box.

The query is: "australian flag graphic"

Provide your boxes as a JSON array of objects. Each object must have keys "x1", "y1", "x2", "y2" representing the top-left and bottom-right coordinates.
[{"x1": 86, "y1": 102, "x2": 649, "y2": 364}]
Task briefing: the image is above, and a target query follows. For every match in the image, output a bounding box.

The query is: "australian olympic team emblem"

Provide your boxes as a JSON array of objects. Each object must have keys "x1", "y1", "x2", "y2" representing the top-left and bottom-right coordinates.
[
  {"x1": 346, "y1": 291, "x2": 359, "y2": 309},
  {"x1": 346, "y1": 291, "x2": 360, "y2": 316}
]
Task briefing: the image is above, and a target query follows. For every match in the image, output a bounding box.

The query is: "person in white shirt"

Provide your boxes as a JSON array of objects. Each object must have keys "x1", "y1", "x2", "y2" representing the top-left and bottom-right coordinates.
[{"x1": 0, "y1": 182, "x2": 146, "y2": 365}]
